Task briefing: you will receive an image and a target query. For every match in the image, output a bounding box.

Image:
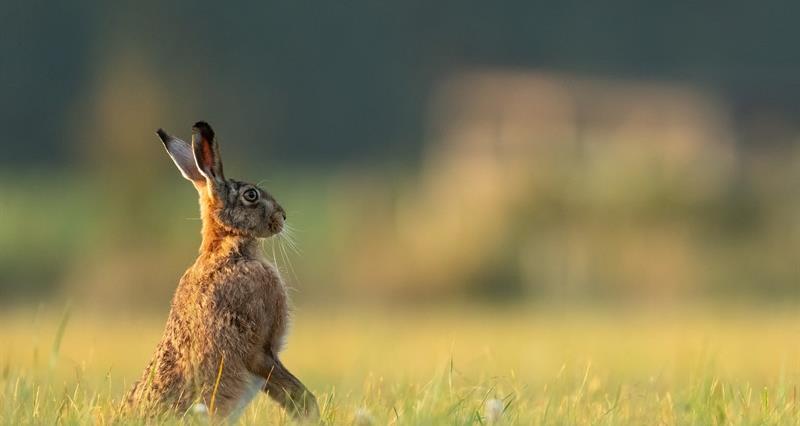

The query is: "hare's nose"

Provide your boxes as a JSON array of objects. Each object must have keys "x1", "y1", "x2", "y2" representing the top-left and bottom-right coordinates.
[{"x1": 281, "y1": 211, "x2": 287, "y2": 221}]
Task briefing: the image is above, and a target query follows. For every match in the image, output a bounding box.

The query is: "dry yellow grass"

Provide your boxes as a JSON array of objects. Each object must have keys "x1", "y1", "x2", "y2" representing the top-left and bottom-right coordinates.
[{"x1": 2, "y1": 304, "x2": 800, "y2": 424}]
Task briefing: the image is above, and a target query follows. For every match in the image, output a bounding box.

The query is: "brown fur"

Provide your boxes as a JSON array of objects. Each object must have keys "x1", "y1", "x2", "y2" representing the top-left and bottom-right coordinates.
[{"x1": 126, "y1": 122, "x2": 318, "y2": 419}]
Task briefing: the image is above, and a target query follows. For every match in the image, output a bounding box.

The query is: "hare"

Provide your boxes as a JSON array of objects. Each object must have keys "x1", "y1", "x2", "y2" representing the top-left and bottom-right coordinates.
[{"x1": 126, "y1": 122, "x2": 318, "y2": 420}]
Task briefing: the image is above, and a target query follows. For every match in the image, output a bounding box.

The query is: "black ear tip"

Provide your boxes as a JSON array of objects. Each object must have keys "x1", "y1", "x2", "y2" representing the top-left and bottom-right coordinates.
[
  {"x1": 192, "y1": 121, "x2": 215, "y2": 140},
  {"x1": 155, "y1": 128, "x2": 168, "y2": 142}
]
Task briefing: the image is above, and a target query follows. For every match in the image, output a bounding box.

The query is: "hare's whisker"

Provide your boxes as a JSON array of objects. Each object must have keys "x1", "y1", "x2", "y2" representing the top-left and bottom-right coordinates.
[
  {"x1": 281, "y1": 230, "x2": 301, "y2": 255},
  {"x1": 278, "y1": 237, "x2": 299, "y2": 282},
  {"x1": 286, "y1": 238, "x2": 301, "y2": 256},
  {"x1": 283, "y1": 225, "x2": 301, "y2": 246},
  {"x1": 269, "y1": 239, "x2": 281, "y2": 272},
  {"x1": 278, "y1": 238, "x2": 291, "y2": 268}
]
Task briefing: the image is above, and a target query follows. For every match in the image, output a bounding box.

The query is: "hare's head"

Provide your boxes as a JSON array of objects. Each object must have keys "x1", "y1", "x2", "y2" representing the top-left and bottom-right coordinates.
[{"x1": 157, "y1": 122, "x2": 286, "y2": 239}]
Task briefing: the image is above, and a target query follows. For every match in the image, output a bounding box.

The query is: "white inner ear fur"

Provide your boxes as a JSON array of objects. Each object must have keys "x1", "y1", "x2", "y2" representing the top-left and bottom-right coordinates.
[{"x1": 164, "y1": 137, "x2": 204, "y2": 183}]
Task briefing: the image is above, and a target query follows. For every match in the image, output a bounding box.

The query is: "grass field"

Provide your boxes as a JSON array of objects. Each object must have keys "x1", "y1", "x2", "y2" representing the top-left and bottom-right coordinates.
[{"x1": 2, "y1": 304, "x2": 800, "y2": 425}]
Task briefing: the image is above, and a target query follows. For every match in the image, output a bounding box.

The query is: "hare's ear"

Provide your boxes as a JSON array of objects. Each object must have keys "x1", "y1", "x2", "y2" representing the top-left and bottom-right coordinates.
[
  {"x1": 157, "y1": 129, "x2": 205, "y2": 184},
  {"x1": 191, "y1": 121, "x2": 225, "y2": 193}
]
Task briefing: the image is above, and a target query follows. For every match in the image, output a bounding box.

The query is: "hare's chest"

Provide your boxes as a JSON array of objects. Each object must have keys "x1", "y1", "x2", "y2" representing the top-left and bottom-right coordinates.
[
  {"x1": 197, "y1": 259, "x2": 289, "y2": 349},
  {"x1": 250, "y1": 260, "x2": 290, "y2": 350},
  {"x1": 247, "y1": 259, "x2": 288, "y2": 308},
  {"x1": 236, "y1": 259, "x2": 289, "y2": 326}
]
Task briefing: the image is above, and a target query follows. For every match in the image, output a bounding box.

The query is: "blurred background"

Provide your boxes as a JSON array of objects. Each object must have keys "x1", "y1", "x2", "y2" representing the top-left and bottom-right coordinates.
[
  {"x1": 2, "y1": 1, "x2": 800, "y2": 310},
  {"x1": 3, "y1": 3, "x2": 800, "y2": 405}
]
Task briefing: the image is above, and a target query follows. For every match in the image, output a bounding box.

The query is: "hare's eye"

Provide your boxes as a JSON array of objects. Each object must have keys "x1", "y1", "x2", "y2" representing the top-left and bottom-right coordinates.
[{"x1": 243, "y1": 188, "x2": 259, "y2": 202}]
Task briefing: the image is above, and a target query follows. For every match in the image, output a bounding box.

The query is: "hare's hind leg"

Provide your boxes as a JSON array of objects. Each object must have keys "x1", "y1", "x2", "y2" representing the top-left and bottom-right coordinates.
[{"x1": 253, "y1": 355, "x2": 319, "y2": 418}]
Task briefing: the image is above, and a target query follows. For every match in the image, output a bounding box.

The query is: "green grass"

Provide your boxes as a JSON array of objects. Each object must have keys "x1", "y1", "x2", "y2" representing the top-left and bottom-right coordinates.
[{"x1": 2, "y1": 305, "x2": 800, "y2": 425}]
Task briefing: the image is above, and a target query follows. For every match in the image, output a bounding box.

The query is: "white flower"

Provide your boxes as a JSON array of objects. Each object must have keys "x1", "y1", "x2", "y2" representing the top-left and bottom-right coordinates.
[
  {"x1": 191, "y1": 403, "x2": 209, "y2": 415},
  {"x1": 484, "y1": 398, "x2": 504, "y2": 424},
  {"x1": 353, "y1": 407, "x2": 374, "y2": 425}
]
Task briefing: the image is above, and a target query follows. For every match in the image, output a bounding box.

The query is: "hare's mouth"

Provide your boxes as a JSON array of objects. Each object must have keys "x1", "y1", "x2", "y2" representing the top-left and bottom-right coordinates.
[
  {"x1": 268, "y1": 223, "x2": 283, "y2": 236},
  {"x1": 266, "y1": 212, "x2": 285, "y2": 236}
]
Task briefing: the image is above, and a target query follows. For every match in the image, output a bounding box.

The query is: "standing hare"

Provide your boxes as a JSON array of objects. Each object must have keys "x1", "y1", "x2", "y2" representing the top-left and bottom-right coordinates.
[{"x1": 126, "y1": 122, "x2": 318, "y2": 420}]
